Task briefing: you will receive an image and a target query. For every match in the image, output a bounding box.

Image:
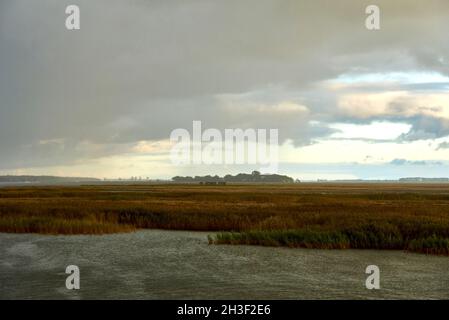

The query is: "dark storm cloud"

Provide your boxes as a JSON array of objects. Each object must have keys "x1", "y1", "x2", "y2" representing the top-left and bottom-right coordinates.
[
  {"x1": 437, "y1": 142, "x2": 449, "y2": 150},
  {"x1": 1, "y1": 0, "x2": 449, "y2": 169},
  {"x1": 397, "y1": 115, "x2": 449, "y2": 141}
]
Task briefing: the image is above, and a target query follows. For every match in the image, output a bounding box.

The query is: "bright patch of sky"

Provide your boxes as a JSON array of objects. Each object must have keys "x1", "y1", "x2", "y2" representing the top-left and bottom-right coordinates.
[
  {"x1": 328, "y1": 121, "x2": 411, "y2": 140},
  {"x1": 334, "y1": 72, "x2": 449, "y2": 85}
]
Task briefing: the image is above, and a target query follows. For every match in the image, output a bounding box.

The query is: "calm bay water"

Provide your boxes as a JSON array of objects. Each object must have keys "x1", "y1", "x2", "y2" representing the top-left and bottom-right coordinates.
[{"x1": 1, "y1": 230, "x2": 448, "y2": 299}]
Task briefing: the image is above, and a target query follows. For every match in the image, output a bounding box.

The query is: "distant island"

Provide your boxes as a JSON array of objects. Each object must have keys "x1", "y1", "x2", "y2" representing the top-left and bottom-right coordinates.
[
  {"x1": 1, "y1": 174, "x2": 448, "y2": 185},
  {"x1": 317, "y1": 178, "x2": 449, "y2": 183},
  {"x1": 172, "y1": 171, "x2": 295, "y2": 184},
  {"x1": 399, "y1": 177, "x2": 449, "y2": 182},
  {"x1": 0, "y1": 175, "x2": 100, "y2": 184}
]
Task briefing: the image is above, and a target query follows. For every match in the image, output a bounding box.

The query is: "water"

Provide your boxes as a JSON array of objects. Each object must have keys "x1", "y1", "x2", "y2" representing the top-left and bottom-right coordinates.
[{"x1": 1, "y1": 230, "x2": 448, "y2": 299}]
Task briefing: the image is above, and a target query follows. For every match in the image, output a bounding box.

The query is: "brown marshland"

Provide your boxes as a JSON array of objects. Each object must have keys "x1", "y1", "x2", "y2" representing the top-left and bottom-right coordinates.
[{"x1": 1, "y1": 183, "x2": 449, "y2": 255}]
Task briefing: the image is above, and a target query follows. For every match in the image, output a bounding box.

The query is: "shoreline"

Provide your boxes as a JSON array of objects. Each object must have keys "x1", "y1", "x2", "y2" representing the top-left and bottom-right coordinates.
[{"x1": 0, "y1": 227, "x2": 448, "y2": 256}]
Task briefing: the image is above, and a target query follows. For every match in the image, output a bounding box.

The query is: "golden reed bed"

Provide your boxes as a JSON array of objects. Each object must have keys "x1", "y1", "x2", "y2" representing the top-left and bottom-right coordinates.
[{"x1": 1, "y1": 183, "x2": 449, "y2": 254}]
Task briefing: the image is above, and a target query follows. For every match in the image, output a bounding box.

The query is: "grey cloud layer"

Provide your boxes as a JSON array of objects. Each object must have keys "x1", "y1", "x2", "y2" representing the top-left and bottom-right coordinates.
[{"x1": 1, "y1": 0, "x2": 448, "y2": 169}]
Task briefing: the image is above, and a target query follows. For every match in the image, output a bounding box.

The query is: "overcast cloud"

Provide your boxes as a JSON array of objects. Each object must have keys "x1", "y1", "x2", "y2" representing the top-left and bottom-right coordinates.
[{"x1": 1, "y1": 0, "x2": 449, "y2": 178}]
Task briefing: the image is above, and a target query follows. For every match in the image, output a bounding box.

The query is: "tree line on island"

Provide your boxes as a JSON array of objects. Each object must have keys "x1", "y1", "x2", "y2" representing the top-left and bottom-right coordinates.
[{"x1": 172, "y1": 171, "x2": 296, "y2": 184}]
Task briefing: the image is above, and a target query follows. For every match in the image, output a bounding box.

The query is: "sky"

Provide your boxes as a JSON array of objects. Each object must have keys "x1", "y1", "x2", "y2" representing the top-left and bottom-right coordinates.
[{"x1": 1, "y1": 0, "x2": 449, "y2": 180}]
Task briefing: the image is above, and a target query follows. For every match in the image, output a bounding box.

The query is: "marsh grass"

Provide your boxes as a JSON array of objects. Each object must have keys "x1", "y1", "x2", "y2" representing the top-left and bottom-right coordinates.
[
  {"x1": 1, "y1": 183, "x2": 449, "y2": 254},
  {"x1": 0, "y1": 216, "x2": 135, "y2": 234},
  {"x1": 210, "y1": 230, "x2": 350, "y2": 249}
]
